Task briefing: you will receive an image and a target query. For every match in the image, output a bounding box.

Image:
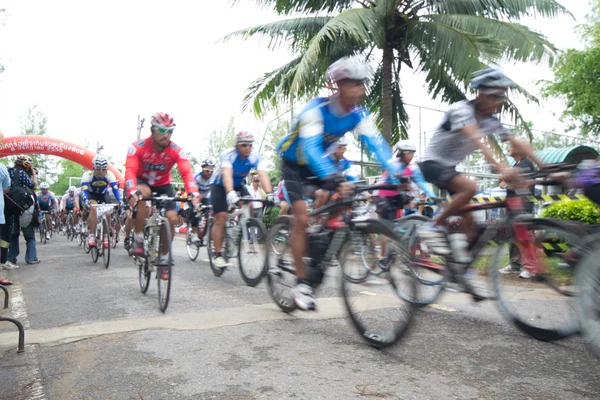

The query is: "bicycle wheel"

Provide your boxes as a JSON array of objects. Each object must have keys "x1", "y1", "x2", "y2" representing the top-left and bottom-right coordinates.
[
  {"x1": 207, "y1": 218, "x2": 226, "y2": 277},
  {"x1": 341, "y1": 219, "x2": 415, "y2": 349},
  {"x1": 490, "y1": 218, "x2": 581, "y2": 341},
  {"x1": 577, "y1": 238, "x2": 600, "y2": 357},
  {"x1": 102, "y1": 218, "x2": 111, "y2": 268},
  {"x1": 138, "y1": 256, "x2": 151, "y2": 294},
  {"x1": 40, "y1": 220, "x2": 46, "y2": 244},
  {"x1": 238, "y1": 218, "x2": 267, "y2": 287},
  {"x1": 186, "y1": 222, "x2": 200, "y2": 261},
  {"x1": 157, "y1": 222, "x2": 173, "y2": 312},
  {"x1": 110, "y1": 215, "x2": 119, "y2": 249},
  {"x1": 391, "y1": 215, "x2": 445, "y2": 307},
  {"x1": 265, "y1": 216, "x2": 297, "y2": 313}
]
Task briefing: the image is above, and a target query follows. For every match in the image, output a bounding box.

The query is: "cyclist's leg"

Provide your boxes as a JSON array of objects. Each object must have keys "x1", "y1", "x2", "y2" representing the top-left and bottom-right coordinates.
[
  {"x1": 210, "y1": 185, "x2": 228, "y2": 255},
  {"x1": 134, "y1": 184, "x2": 152, "y2": 234},
  {"x1": 278, "y1": 200, "x2": 290, "y2": 216},
  {"x1": 88, "y1": 199, "x2": 99, "y2": 236}
]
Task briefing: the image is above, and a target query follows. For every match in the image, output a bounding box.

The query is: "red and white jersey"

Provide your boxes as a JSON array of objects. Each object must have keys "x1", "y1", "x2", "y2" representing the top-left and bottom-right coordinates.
[{"x1": 124, "y1": 137, "x2": 198, "y2": 197}]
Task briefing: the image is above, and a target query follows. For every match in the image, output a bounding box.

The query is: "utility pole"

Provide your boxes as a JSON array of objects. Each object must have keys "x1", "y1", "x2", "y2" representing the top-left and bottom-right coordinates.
[{"x1": 137, "y1": 115, "x2": 145, "y2": 140}]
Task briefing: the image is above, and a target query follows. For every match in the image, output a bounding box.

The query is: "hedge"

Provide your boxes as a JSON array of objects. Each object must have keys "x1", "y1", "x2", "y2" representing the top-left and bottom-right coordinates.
[{"x1": 541, "y1": 199, "x2": 600, "y2": 224}]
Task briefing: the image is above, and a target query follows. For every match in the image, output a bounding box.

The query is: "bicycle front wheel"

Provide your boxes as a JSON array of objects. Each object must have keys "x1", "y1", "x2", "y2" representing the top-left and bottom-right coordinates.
[
  {"x1": 238, "y1": 218, "x2": 267, "y2": 287},
  {"x1": 102, "y1": 218, "x2": 111, "y2": 268},
  {"x1": 40, "y1": 221, "x2": 46, "y2": 244},
  {"x1": 186, "y1": 222, "x2": 200, "y2": 261},
  {"x1": 110, "y1": 215, "x2": 119, "y2": 249},
  {"x1": 157, "y1": 222, "x2": 173, "y2": 312},
  {"x1": 490, "y1": 218, "x2": 581, "y2": 341},
  {"x1": 341, "y1": 219, "x2": 415, "y2": 349},
  {"x1": 265, "y1": 216, "x2": 296, "y2": 313},
  {"x1": 577, "y1": 239, "x2": 600, "y2": 357}
]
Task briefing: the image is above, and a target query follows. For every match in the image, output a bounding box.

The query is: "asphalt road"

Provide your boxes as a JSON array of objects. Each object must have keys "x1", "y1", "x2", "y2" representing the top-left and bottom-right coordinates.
[{"x1": 0, "y1": 230, "x2": 598, "y2": 400}]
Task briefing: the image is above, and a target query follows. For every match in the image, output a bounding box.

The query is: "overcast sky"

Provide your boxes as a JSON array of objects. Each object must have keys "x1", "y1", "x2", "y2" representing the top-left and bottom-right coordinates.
[{"x1": 0, "y1": 0, "x2": 592, "y2": 166}]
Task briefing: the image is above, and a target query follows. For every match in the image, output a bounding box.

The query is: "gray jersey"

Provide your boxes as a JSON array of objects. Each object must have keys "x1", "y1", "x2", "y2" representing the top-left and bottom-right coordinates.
[{"x1": 422, "y1": 100, "x2": 511, "y2": 167}]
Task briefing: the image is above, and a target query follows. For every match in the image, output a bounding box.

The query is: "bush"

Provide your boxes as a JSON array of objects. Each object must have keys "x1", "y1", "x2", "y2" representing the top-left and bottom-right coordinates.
[
  {"x1": 263, "y1": 206, "x2": 281, "y2": 228},
  {"x1": 541, "y1": 199, "x2": 600, "y2": 224}
]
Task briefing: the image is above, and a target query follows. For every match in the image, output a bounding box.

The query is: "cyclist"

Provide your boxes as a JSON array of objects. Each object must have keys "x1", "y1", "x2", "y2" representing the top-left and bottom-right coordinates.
[
  {"x1": 417, "y1": 68, "x2": 544, "y2": 257},
  {"x1": 211, "y1": 131, "x2": 273, "y2": 269},
  {"x1": 277, "y1": 56, "x2": 400, "y2": 311},
  {"x1": 61, "y1": 186, "x2": 80, "y2": 230},
  {"x1": 188, "y1": 159, "x2": 215, "y2": 244},
  {"x1": 37, "y1": 182, "x2": 57, "y2": 240},
  {"x1": 80, "y1": 155, "x2": 122, "y2": 247},
  {"x1": 125, "y1": 112, "x2": 200, "y2": 278}
]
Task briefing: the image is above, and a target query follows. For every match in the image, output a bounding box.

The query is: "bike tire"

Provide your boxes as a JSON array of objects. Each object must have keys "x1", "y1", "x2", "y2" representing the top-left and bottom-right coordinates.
[
  {"x1": 138, "y1": 256, "x2": 151, "y2": 294},
  {"x1": 265, "y1": 216, "x2": 297, "y2": 313},
  {"x1": 102, "y1": 218, "x2": 111, "y2": 268},
  {"x1": 110, "y1": 215, "x2": 119, "y2": 249},
  {"x1": 207, "y1": 218, "x2": 226, "y2": 277},
  {"x1": 577, "y1": 235, "x2": 600, "y2": 358},
  {"x1": 340, "y1": 220, "x2": 415, "y2": 349},
  {"x1": 40, "y1": 221, "x2": 46, "y2": 244},
  {"x1": 238, "y1": 218, "x2": 267, "y2": 287},
  {"x1": 157, "y1": 222, "x2": 173, "y2": 313},
  {"x1": 490, "y1": 218, "x2": 581, "y2": 341},
  {"x1": 186, "y1": 222, "x2": 200, "y2": 261},
  {"x1": 391, "y1": 215, "x2": 445, "y2": 307}
]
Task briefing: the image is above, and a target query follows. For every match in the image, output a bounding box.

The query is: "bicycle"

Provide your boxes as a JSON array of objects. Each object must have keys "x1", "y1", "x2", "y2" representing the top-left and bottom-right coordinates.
[
  {"x1": 64, "y1": 210, "x2": 76, "y2": 241},
  {"x1": 38, "y1": 211, "x2": 50, "y2": 244},
  {"x1": 88, "y1": 204, "x2": 118, "y2": 268},
  {"x1": 109, "y1": 211, "x2": 120, "y2": 249},
  {"x1": 394, "y1": 163, "x2": 583, "y2": 342},
  {"x1": 134, "y1": 195, "x2": 190, "y2": 312},
  {"x1": 206, "y1": 197, "x2": 269, "y2": 286},
  {"x1": 185, "y1": 204, "x2": 211, "y2": 261},
  {"x1": 264, "y1": 183, "x2": 415, "y2": 348}
]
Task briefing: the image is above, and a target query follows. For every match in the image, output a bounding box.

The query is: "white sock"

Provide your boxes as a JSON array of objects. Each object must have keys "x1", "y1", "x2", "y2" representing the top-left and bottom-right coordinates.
[{"x1": 134, "y1": 233, "x2": 144, "y2": 242}]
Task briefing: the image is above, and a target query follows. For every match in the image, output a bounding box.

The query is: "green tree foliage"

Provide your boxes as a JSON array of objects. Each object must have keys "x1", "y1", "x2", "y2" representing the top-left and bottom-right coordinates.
[
  {"x1": 204, "y1": 118, "x2": 236, "y2": 162},
  {"x1": 50, "y1": 159, "x2": 85, "y2": 195},
  {"x1": 226, "y1": 0, "x2": 569, "y2": 144},
  {"x1": 260, "y1": 118, "x2": 290, "y2": 181},
  {"x1": 541, "y1": 1, "x2": 600, "y2": 136},
  {"x1": 20, "y1": 105, "x2": 58, "y2": 184},
  {"x1": 541, "y1": 199, "x2": 600, "y2": 224}
]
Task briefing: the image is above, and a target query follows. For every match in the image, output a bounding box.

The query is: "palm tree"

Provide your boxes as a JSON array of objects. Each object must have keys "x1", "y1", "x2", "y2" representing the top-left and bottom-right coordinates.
[{"x1": 225, "y1": 0, "x2": 571, "y2": 145}]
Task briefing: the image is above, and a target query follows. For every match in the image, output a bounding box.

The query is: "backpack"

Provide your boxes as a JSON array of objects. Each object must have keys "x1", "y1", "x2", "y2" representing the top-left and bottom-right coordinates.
[
  {"x1": 4, "y1": 169, "x2": 35, "y2": 215},
  {"x1": 19, "y1": 204, "x2": 35, "y2": 228}
]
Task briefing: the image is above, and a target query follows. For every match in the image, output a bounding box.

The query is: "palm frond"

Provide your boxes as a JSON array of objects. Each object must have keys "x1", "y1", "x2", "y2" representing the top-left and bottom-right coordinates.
[
  {"x1": 221, "y1": 17, "x2": 332, "y2": 52},
  {"x1": 419, "y1": 56, "x2": 471, "y2": 103},
  {"x1": 422, "y1": 14, "x2": 556, "y2": 64},
  {"x1": 376, "y1": 0, "x2": 401, "y2": 19},
  {"x1": 290, "y1": 8, "x2": 380, "y2": 91},
  {"x1": 502, "y1": 98, "x2": 534, "y2": 142},
  {"x1": 407, "y1": 19, "x2": 503, "y2": 82},
  {"x1": 421, "y1": 0, "x2": 573, "y2": 20},
  {"x1": 230, "y1": 0, "x2": 356, "y2": 15}
]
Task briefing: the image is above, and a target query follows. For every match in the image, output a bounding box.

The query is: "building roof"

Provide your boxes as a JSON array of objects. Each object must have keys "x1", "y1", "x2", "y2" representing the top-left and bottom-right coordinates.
[{"x1": 509, "y1": 145, "x2": 598, "y2": 165}]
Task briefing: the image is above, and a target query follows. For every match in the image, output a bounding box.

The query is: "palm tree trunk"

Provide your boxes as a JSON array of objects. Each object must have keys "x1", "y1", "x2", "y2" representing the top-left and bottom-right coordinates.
[{"x1": 381, "y1": 45, "x2": 394, "y2": 144}]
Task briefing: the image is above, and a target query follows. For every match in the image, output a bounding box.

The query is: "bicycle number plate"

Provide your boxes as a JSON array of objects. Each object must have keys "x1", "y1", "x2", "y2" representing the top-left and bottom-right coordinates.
[{"x1": 96, "y1": 205, "x2": 114, "y2": 217}]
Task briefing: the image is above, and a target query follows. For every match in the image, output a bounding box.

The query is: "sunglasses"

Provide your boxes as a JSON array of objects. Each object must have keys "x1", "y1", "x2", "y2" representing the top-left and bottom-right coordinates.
[
  {"x1": 203, "y1": 169, "x2": 214, "y2": 173},
  {"x1": 156, "y1": 127, "x2": 175, "y2": 135},
  {"x1": 239, "y1": 143, "x2": 253, "y2": 148}
]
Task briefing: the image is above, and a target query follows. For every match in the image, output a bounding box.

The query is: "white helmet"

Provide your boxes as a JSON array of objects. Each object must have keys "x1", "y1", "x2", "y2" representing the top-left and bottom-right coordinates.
[
  {"x1": 92, "y1": 154, "x2": 109, "y2": 170},
  {"x1": 68, "y1": 186, "x2": 76, "y2": 192},
  {"x1": 336, "y1": 136, "x2": 349, "y2": 147},
  {"x1": 327, "y1": 56, "x2": 369, "y2": 82},
  {"x1": 470, "y1": 68, "x2": 515, "y2": 89},
  {"x1": 40, "y1": 182, "x2": 49, "y2": 190},
  {"x1": 235, "y1": 131, "x2": 254, "y2": 144},
  {"x1": 394, "y1": 140, "x2": 416, "y2": 153}
]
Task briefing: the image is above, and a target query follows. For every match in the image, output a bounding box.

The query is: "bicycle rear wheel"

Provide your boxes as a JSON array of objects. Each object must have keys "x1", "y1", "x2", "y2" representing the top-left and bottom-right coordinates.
[
  {"x1": 102, "y1": 218, "x2": 111, "y2": 268},
  {"x1": 207, "y1": 218, "x2": 226, "y2": 277},
  {"x1": 157, "y1": 222, "x2": 173, "y2": 312},
  {"x1": 490, "y1": 218, "x2": 581, "y2": 341},
  {"x1": 238, "y1": 218, "x2": 267, "y2": 287},
  {"x1": 341, "y1": 219, "x2": 415, "y2": 349},
  {"x1": 265, "y1": 216, "x2": 297, "y2": 313},
  {"x1": 138, "y1": 256, "x2": 151, "y2": 294}
]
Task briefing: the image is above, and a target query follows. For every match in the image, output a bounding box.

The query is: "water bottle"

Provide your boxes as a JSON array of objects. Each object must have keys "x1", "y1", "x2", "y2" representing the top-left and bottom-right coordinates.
[{"x1": 448, "y1": 233, "x2": 472, "y2": 264}]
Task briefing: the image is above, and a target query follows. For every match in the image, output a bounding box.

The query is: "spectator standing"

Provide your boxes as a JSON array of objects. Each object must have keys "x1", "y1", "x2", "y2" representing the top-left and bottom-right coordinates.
[
  {"x1": 7, "y1": 155, "x2": 40, "y2": 265},
  {"x1": 0, "y1": 162, "x2": 13, "y2": 284},
  {"x1": 247, "y1": 175, "x2": 265, "y2": 219}
]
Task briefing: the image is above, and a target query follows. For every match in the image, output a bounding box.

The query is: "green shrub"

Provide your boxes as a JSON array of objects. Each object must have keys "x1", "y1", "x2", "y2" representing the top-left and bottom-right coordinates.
[
  {"x1": 541, "y1": 199, "x2": 600, "y2": 224},
  {"x1": 263, "y1": 206, "x2": 281, "y2": 228}
]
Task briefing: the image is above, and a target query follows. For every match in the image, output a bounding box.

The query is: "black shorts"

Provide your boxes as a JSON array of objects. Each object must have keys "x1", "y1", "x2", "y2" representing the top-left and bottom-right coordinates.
[
  {"x1": 88, "y1": 192, "x2": 111, "y2": 204},
  {"x1": 585, "y1": 184, "x2": 600, "y2": 206},
  {"x1": 280, "y1": 158, "x2": 323, "y2": 204},
  {"x1": 39, "y1": 205, "x2": 53, "y2": 212},
  {"x1": 418, "y1": 160, "x2": 461, "y2": 194},
  {"x1": 188, "y1": 198, "x2": 211, "y2": 227},
  {"x1": 137, "y1": 181, "x2": 177, "y2": 212},
  {"x1": 377, "y1": 196, "x2": 402, "y2": 221},
  {"x1": 211, "y1": 185, "x2": 250, "y2": 214}
]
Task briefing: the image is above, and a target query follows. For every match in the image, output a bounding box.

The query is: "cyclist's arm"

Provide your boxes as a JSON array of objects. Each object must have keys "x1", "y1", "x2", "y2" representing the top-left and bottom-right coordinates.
[
  {"x1": 257, "y1": 170, "x2": 272, "y2": 193},
  {"x1": 107, "y1": 172, "x2": 121, "y2": 202},
  {"x1": 459, "y1": 124, "x2": 504, "y2": 171},
  {"x1": 298, "y1": 110, "x2": 337, "y2": 179},
  {"x1": 409, "y1": 166, "x2": 437, "y2": 199},
  {"x1": 80, "y1": 173, "x2": 91, "y2": 203},
  {"x1": 175, "y1": 152, "x2": 199, "y2": 195},
  {"x1": 221, "y1": 167, "x2": 234, "y2": 193},
  {"x1": 354, "y1": 116, "x2": 397, "y2": 175},
  {"x1": 125, "y1": 146, "x2": 140, "y2": 198}
]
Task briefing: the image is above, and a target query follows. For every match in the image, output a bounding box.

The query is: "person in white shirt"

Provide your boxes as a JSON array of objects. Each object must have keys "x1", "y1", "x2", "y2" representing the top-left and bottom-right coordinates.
[{"x1": 247, "y1": 175, "x2": 265, "y2": 219}]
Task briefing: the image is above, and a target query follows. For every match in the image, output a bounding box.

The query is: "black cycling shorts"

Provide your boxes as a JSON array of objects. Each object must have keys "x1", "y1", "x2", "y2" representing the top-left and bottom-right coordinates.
[
  {"x1": 188, "y1": 198, "x2": 210, "y2": 226},
  {"x1": 137, "y1": 179, "x2": 176, "y2": 212},
  {"x1": 280, "y1": 158, "x2": 323, "y2": 204},
  {"x1": 211, "y1": 185, "x2": 250, "y2": 214},
  {"x1": 418, "y1": 160, "x2": 461, "y2": 195},
  {"x1": 88, "y1": 192, "x2": 111, "y2": 204}
]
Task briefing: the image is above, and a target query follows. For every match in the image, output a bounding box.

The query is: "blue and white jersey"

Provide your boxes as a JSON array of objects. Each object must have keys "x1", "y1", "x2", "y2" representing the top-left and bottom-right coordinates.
[
  {"x1": 332, "y1": 156, "x2": 359, "y2": 182},
  {"x1": 213, "y1": 148, "x2": 266, "y2": 188},
  {"x1": 194, "y1": 172, "x2": 214, "y2": 197},
  {"x1": 277, "y1": 96, "x2": 397, "y2": 180},
  {"x1": 80, "y1": 170, "x2": 121, "y2": 202}
]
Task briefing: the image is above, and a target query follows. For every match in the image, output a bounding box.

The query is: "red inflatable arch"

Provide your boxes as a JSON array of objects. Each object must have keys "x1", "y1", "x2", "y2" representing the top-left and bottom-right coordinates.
[{"x1": 0, "y1": 136, "x2": 124, "y2": 182}]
